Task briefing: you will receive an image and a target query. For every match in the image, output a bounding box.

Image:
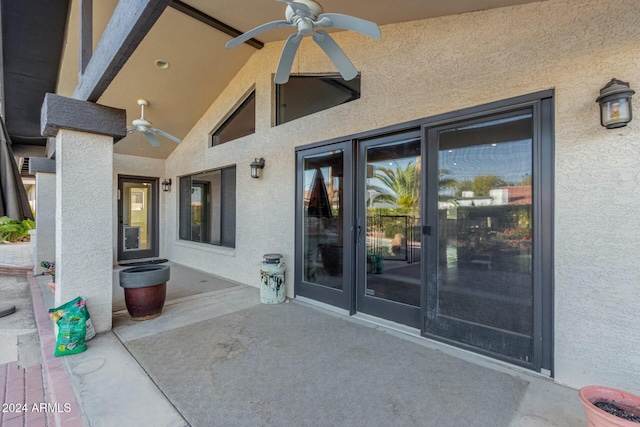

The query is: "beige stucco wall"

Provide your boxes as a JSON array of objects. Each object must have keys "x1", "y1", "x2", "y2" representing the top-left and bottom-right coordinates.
[{"x1": 165, "y1": 0, "x2": 640, "y2": 392}]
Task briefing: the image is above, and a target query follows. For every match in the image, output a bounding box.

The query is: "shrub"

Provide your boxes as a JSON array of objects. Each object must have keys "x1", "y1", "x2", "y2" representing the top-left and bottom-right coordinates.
[{"x1": 0, "y1": 217, "x2": 35, "y2": 242}]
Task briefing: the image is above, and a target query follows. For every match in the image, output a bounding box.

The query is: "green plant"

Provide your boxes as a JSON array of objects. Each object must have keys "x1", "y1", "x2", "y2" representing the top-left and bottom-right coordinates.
[{"x1": 0, "y1": 217, "x2": 35, "y2": 242}]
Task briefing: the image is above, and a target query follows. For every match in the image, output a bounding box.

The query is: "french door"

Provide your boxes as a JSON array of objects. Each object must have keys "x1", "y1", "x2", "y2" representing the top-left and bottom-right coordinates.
[
  {"x1": 295, "y1": 142, "x2": 354, "y2": 311},
  {"x1": 295, "y1": 92, "x2": 553, "y2": 371},
  {"x1": 356, "y1": 131, "x2": 423, "y2": 328},
  {"x1": 117, "y1": 176, "x2": 159, "y2": 261}
]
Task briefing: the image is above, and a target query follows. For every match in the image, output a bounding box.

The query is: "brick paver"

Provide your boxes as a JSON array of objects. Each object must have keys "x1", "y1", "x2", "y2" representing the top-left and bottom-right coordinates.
[{"x1": 0, "y1": 361, "x2": 47, "y2": 427}]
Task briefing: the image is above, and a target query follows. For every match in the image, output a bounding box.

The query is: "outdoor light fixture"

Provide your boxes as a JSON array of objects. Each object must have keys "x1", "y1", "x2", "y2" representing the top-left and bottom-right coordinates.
[
  {"x1": 161, "y1": 178, "x2": 172, "y2": 192},
  {"x1": 250, "y1": 158, "x2": 265, "y2": 179},
  {"x1": 596, "y1": 78, "x2": 635, "y2": 129}
]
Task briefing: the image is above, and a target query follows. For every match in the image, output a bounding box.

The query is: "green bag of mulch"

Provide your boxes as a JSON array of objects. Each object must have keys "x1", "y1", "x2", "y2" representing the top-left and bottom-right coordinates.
[{"x1": 48, "y1": 297, "x2": 89, "y2": 357}]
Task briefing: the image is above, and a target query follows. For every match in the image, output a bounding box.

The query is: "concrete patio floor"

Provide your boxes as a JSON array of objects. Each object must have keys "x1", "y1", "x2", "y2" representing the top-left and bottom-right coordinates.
[
  {"x1": 75, "y1": 263, "x2": 587, "y2": 426},
  {"x1": 1, "y1": 241, "x2": 587, "y2": 426}
]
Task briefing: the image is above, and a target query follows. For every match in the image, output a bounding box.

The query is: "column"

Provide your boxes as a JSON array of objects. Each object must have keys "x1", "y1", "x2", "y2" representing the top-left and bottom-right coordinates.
[
  {"x1": 41, "y1": 93, "x2": 126, "y2": 333},
  {"x1": 29, "y1": 158, "x2": 56, "y2": 275}
]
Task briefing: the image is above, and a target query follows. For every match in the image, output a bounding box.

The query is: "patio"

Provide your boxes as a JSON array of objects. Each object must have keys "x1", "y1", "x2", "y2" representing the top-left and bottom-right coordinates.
[{"x1": 32, "y1": 260, "x2": 586, "y2": 426}]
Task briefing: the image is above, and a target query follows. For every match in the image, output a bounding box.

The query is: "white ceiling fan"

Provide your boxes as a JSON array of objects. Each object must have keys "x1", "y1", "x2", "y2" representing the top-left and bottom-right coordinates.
[
  {"x1": 126, "y1": 99, "x2": 181, "y2": 147},
  {"x1": 226, "y1": 0, "x2": 381, "y2": 84}
]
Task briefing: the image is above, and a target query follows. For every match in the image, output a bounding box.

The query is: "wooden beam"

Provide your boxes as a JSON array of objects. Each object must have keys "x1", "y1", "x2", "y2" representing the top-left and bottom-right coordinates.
[
  {"x1": 79, "y1": 0, "x2": 92, "y2": 76},
  {"x1": 169, "y1": 0, "x2": 263, "y2": 50},
  {"x1": 73, "y1": 0, "x2": 171, "y2": 102}
]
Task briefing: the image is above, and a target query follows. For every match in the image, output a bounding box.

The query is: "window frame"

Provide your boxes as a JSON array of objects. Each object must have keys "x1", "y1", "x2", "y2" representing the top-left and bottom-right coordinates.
[
  {"x1": 178, "y1": 165, "x2": 237, "y2": 248},
  {"x1": 210, "y1": 90, "x2": 256, "y2": 147},
  {"x1": 275, "y1": 74, "x2": 361, "y2": 126}
]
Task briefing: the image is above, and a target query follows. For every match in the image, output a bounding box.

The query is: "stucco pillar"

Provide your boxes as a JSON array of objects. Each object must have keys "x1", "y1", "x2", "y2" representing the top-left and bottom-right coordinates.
[
  {"x1": 55, "y1": 130, "x2": 114, "y2": 331},
  {"x1": 29, "y1": 158, "x2": 56, "y2": 275},
  {"x1": 41, "y1": 93, "x2": 126, "y2": 333}
]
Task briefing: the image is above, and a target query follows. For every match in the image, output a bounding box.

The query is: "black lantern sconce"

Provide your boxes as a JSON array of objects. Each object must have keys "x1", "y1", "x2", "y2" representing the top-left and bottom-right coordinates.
[
  {"x1": 596, "y1": 78, "x2": 635, "y2": 129},
  {"x1": 161, "y1": 178, "x2": 172, "y2": 192},
  {"x1": 250, "y1": 158, "x2": 265, "y2": 179}
]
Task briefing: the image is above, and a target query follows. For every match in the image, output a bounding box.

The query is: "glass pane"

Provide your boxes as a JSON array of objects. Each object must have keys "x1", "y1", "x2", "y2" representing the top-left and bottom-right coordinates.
[
  {"x1": 123, "y1": 182, "x2": 151, "y2": 251},
  {"x1": 179, "y1": 167, "x2": 236, "y2": 247},
  {"x1": 212, "y1": 92, "x2": 255, "y2": 146},
  {"x1": 365, "y1": 137, "x2": 421, "y2": 306},
  {"x1": 302, "y1": 150, "x2": 344, "y2": 289},
  {"x1": 277, "y1": 76, "x2": 361, "y2": 124},
  {"x1": 437, "y1": 113, "x2": 533, "y2": 337}
]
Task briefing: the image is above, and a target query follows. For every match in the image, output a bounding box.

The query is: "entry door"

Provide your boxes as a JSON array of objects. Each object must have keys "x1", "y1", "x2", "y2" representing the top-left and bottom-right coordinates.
[
  {"x1": 423, "y1": 109, "x2": 542, "y2": 369},
  {"x1": 295, "y1": 142, "x2": 354, "y2": 311},
  {"x1": 118, "y1": 176, "x2": 159, "y2": 261},
  {"x1": 357, "y1": 131, "x2": 423, "y2": 328}
]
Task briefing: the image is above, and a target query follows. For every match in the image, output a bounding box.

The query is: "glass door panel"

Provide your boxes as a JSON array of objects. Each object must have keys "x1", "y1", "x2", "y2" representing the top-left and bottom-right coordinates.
[
  {"x1": 296, "y1": 143, "x2": 353, "y2": 310},
  {"x1": 358, "y1": 132, "x2": 422, "y2": 328},
  {"x1": 425, "y1": 111, "x2": 535, "y2": 365},
  {"x1": 118, "y1": 176, "x2": 159, "y2": 260}
]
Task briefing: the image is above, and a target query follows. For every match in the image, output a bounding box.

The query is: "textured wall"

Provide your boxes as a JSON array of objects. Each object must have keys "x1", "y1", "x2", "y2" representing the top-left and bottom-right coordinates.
[
  {"x1": 56, "y1": 130, "x2": 114, "y2": 333},
  {"x1": 34, "y1": 173, "x2": 56, "y2": 274},
  {"x1": 165, "y1": 0, "x2": 640, "y2": 391}
]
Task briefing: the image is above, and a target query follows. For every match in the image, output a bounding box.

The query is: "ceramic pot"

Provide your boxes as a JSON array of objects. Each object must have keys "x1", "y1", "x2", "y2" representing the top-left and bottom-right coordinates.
[
  {"x1": 579, "y1": 385, "x2": 640, "y2": 427},
  {"x1": 119, "y1": 265, "x2": 170, "y2": 320}
]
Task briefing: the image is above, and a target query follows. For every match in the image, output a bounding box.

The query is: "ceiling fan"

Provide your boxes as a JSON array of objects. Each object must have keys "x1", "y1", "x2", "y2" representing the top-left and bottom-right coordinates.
[
  {"x1": 226, "y1": 0, "x2": 381, "y2": 84},
  {"x1": 127, "y1": 99, "x2": 181, "y2": 147}
]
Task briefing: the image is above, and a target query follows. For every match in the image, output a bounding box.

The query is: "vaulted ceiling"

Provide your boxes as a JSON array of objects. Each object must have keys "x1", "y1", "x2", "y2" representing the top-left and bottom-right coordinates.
[{"x1": 2, "y1": 0, "x2": 543, "y2": 161}]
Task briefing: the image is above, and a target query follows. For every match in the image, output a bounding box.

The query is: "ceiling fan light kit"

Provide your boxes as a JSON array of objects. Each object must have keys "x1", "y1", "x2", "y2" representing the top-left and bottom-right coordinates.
[
  {"x1": 226, "y1": 0, "x2": 381, "y2": 84},
  {"x1": 127, "y1": 98, "x2": 182, "y2": 147}
]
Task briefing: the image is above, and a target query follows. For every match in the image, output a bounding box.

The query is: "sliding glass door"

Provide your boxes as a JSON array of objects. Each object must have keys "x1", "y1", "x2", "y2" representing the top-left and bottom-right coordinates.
[
  {"x1": 295, "y1": 142, "x2": 353, "y2": 311},
  {"x1": 357, "y1": 131, "x2": 423, "y2": 328}
]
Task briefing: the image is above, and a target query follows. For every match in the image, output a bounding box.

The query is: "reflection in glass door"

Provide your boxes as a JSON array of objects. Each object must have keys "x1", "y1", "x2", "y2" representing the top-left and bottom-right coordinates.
[
  {"x1": 358, "y1": 132, "x2": 422, "y2": 328},
  {"x1": 295, "y1": 143, "x2": 353, "y2": 310},
  {"x1": 425, "y1": 111, "x2": 537, "y2": 367},
  {"x1": 118, "y1": 176, "x2": 159, "y2": 261}
]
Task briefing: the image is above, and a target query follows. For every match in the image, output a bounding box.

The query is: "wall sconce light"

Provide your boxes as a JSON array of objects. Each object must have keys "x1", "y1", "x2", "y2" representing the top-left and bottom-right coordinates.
[
  {"x1": 250, "y1": 158, "x2": 265, "y2": 179},
  {"x1": 161, "y1": 178, "x2": 172, "y2": 192},
  {"x1": 596, "y1": 78, "x2": 635, "y2": 129}
]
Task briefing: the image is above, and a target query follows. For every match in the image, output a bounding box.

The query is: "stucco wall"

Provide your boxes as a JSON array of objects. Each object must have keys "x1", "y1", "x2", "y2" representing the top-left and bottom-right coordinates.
[{"x1": 165, "y1": 0, "x2": 640, "y2": 392}]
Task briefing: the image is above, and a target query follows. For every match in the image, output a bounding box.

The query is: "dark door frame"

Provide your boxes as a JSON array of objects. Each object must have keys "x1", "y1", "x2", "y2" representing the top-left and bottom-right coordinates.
[
  {"x1": 117, "y1": 175, "x2": 160, "y2": 261},
  {"x1": 421, "y1": 93, "x2": 554, "y2": 373},
  {"x1": 294, "y1": 141, "x2": 355, "y2": 312},
  {"x1": 356, "y1": 129, "x2": 423, "y2": 328}
]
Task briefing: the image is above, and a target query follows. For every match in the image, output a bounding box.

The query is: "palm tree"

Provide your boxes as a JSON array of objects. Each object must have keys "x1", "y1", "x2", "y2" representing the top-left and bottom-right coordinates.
[{"x1": 369, "y1": 162, "x2": 418, "y2": 209}]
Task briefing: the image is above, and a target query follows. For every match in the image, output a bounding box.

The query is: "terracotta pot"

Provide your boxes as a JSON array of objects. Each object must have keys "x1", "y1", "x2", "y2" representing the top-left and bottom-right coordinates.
[
  {"x1": 579, "y1": 385, "x2": 640, "y2": 426},
  {"x1": 119, "y1": 265, "x2": 170, "y2": 321}
]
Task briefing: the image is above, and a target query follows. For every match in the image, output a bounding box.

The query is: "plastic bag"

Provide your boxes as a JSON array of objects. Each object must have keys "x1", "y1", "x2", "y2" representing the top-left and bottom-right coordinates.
[{"x1": 48, "y1": 297, "x2": 93, "y2": 357}]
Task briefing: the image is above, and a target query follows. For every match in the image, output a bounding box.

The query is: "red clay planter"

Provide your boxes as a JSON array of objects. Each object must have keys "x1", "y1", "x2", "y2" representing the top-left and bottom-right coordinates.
[
  {"x1": 119, "y1": 265, "x2": 169, "y2": 320},
  {"x1": 579, "y1": 385, "x2": 640, "y2": 426}
]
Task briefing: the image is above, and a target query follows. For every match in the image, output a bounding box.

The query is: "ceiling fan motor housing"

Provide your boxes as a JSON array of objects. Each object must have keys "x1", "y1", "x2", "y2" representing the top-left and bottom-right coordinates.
[{"x1": 285, "y1": 0, "x2": 324, "y2": 23}]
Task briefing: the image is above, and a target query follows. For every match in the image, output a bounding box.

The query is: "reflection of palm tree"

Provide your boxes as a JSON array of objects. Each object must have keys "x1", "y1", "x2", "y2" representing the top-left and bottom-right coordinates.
[
  {"x1": 370, "y1": 162, "x2": 418, "y2": 208},
  {"x1": 370, "y1": 164, "x2": 458, "y2": 207}
]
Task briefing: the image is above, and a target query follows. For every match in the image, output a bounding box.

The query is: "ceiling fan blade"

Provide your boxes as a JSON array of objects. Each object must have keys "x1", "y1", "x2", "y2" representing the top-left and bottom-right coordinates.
[
  {"x1": 150, "y1": 127, "x2": 181, "y2": 144},
  {"x1": 312, "y1": 30, "x2": 358, "y2": 81},
  {"x1": 277, "y1": 1, "x2": 312, "y2": 18},
  {"x1": 317, "y1": 13, "x2": 381, "y2": 39},
  {"x1": 226, "y1": 20, "x2": 293, "y2": 49},
  {"x1": 141, "y1": 129, "x2": 161, "y2": 147},
  {"x1": 274, "y1": 33, "x2": 302, "y2": 84},
  {"x1": 126, "y1": 126, "x2": 136, "y2": 134}
]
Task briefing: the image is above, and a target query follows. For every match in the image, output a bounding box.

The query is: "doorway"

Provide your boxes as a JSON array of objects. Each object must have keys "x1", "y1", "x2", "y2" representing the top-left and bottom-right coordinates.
[
  {"x1": 118, "y1": 176, "x2": 159, "y2": 261},
  {"x1": 295, "y1": 92, "x2": 553, "y2": 371}
]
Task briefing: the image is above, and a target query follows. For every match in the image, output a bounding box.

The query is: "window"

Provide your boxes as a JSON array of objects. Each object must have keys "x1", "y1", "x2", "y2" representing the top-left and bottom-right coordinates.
[
  {"x1": 276, "y1": 75, "x2": 361, "y2": 125},
  {"x1": 179, "y1": 166, "x2": 236, "y2": 247},
  {"x1": 211, "y1": 91, "x2": 255, "y2": 146}
]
